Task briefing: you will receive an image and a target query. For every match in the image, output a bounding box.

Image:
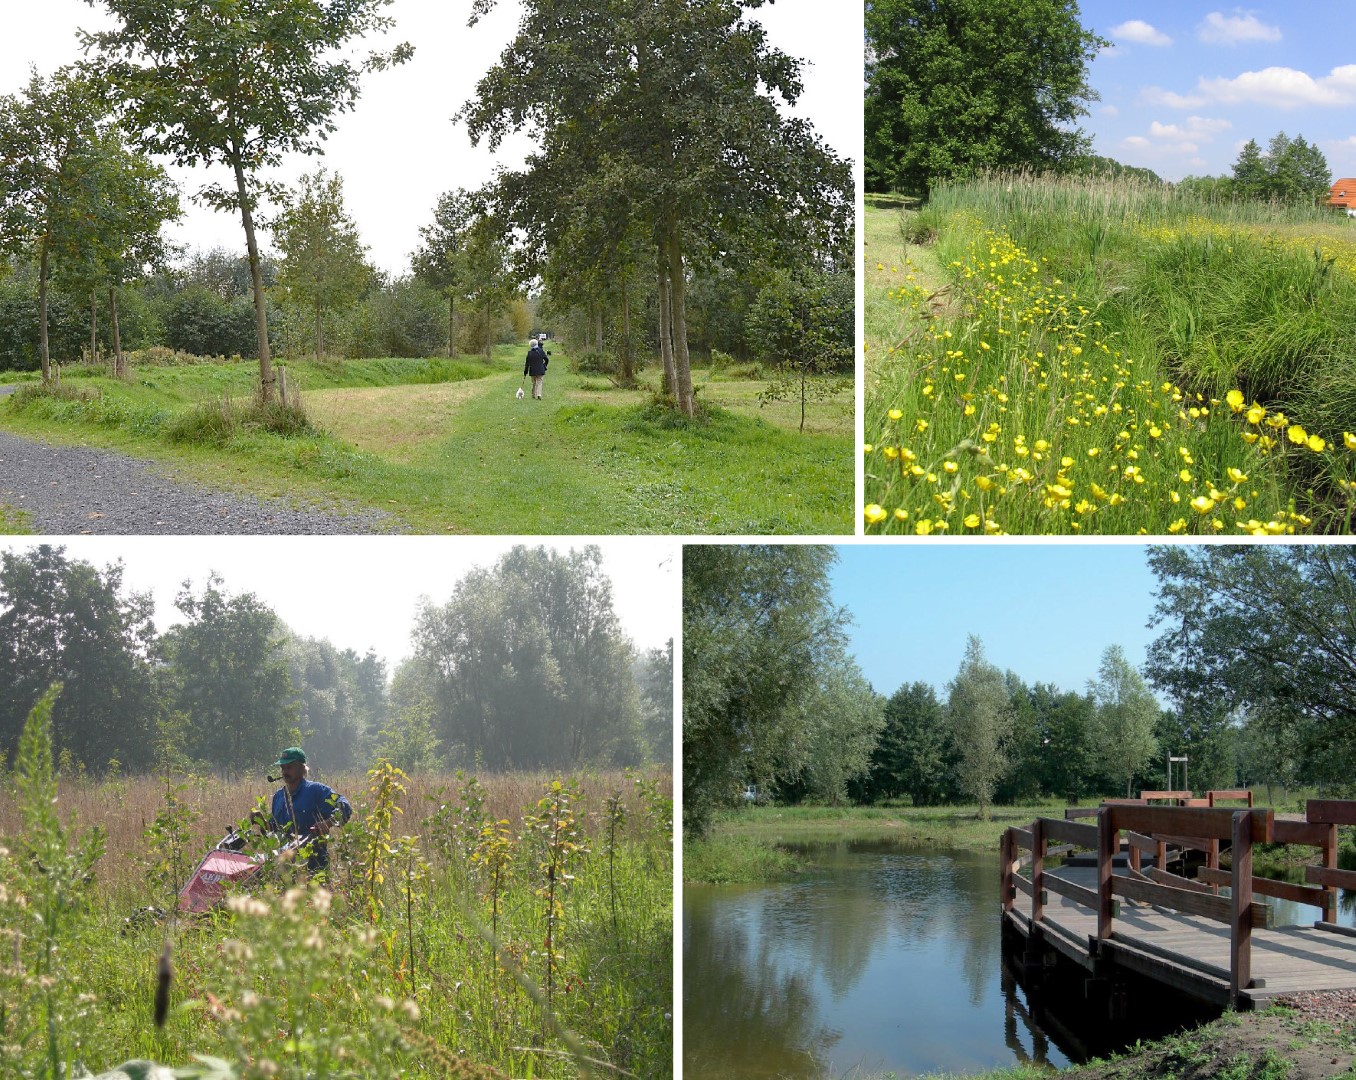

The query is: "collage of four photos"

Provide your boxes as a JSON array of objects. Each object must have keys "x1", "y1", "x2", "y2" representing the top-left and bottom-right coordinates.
[{"x1": 3, "y1": 0, "x2": 1356, "y2": 1078}]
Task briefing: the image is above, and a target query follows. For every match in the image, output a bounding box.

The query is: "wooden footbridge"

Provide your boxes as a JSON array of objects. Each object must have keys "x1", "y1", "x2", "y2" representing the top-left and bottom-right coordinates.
[{"x1": 1001, "y1": 792, "x2": 1356, "y2": 1010}]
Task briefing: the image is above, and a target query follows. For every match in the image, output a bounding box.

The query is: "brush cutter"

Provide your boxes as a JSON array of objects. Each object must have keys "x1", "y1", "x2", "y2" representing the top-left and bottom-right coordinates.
[{"x1": 177, "y1": 825, "x2": 306, "y2": 913}]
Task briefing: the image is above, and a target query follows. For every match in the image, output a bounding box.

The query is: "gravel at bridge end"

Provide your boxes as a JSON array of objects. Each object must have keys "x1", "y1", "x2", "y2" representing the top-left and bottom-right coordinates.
[{"x1": 0, "y1": 431, "x2": 401, "y2": 535}]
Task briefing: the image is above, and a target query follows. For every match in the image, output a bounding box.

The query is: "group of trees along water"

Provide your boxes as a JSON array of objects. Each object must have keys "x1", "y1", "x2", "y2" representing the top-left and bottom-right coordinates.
[
  {"x1": 683, "y1": 546, "x2": 1356, "y2": 836},
  {"x1": 0, "y1": 544, "x2": 672, "y2": 777},
  {"x1": 0, "y1": 1, "x2": 852, "y2": 408},
  {"x1": 865, "y1": 1, "x2": 1336, "y2": 205}
]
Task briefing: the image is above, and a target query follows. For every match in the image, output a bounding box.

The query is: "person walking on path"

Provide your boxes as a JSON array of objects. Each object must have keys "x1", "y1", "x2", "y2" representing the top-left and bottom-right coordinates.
[{"x1": 524, "y1": 335, "x2": 550, "y2": 399}]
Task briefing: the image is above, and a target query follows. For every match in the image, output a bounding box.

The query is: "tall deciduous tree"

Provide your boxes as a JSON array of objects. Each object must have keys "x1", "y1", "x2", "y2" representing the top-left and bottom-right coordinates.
[
  {"x1": 946, "y1": 635, "x2": 1011, "y2": 819},
  {"x1": 275, "y1": 167, "x2": 371, "y2": 358},
  {"x1": 1090, "y1": 643, "x2": 1159, "y2": 797},
  {"x1": 682, "y1": 544, "x2": 847, "y2": 834},
  {"x1": 411, "y1": 189, "x2": 475, "y2": 358},
  {"x1": 865, "y1": 0, "x2": 1106, "y2": 192},
  {"x1": 406, "y1": 545, "x2": 646, "y2": 769},
  {"x1": 1146, "y1": 545, "x2": 1356, "y2": 790},
  {"x1": 160, "y1": 573, "x2": 296, "y2": 771},
  {"x1": 854, "y1": 681, "x2": 954, "y2": 806},
  {"x1": 83, "y1": 0, "x2": 410, "y2": 401},
  {"x1": 0, "y1": 545, "x2": 159, "y2": 773},
  {"x1": 0, "y1": 69, "x2": 106, "y2": 382},
  {"x1": 463, "y1": 0, "x2": 850, "y2": 416}
]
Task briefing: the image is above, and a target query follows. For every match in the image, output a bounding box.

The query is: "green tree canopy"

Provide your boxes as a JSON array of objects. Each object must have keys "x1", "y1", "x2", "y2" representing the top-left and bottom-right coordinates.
[
  {"x1": 0, "y1": 545, "x2": 159, "y2": 773},
  {"x1": 83, "y1": 0, "x2": 410, "y2": 400},
  {"x1": 1230, "y1": 132, "x2": 1331, "y2": 204},
  {"x1": 682, "y1": 544, "x2": 848, "y2": 834},
  {"x1": 946, "y1": 635, "x2": 1011, "y2": 819},
  {"x1": 865, "y1": 0, "x2": 1106, "y2": 192},
  {"x1": 1090, "y1": 643, "x2": 1159, "y2": 797},
  {"x1": 1145, "y1": 545, "x2": 1356, "y2": 792},
  {"x1": 275, "y1": 167, "x2": 372, "y2": 358}
]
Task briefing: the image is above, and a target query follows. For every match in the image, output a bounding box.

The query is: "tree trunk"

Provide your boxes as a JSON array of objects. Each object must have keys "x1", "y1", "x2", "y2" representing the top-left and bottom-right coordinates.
[
  {"x1": 90, "y1": 291, "x2": 98, "y2": 365},
  {"x1": 37, "y1": 237, "x2": 51, "y2": 383},
  {"x1": 666, "y1": 217, "x2": 695, "y2": 416},
  {"x1": 483, "y1": 298, "x2": 492, "y2": 361},
  {"x1": 110, "y1": 287, "x2": 124, "y2": 378},
  {"x1": 619, "y1": 273, "x2": 634, "y2": 384},
  {"x1": 656, "y1": 261, "x2": 675, "y2": 398},
  {"x1": 593, "y1": 308, "x2": 603, "y2": 351},
  {"x1": 314, "y1": 297, "x2": 323, "y2": 360},
  {"x1": 447, "y1": 293, "x2": 456, "y2": 358},
  {"x1": 231, "y1": 143, "x2": 275, "y2": 403}
]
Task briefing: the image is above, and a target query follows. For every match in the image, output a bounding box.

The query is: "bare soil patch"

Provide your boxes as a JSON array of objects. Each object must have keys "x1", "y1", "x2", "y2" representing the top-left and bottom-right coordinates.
[
  {"x1": 304, "y1": 382, "x2": 481, "y2": 461},
  {"x1": 1072, "y1": 993, "x2": 1356, "y2": 1080}
]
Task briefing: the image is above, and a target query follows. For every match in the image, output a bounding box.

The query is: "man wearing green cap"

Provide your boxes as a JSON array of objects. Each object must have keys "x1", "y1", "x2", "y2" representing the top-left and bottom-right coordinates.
[{"x1": 265, "y1": 746, "x2": 352, "y2": 872}]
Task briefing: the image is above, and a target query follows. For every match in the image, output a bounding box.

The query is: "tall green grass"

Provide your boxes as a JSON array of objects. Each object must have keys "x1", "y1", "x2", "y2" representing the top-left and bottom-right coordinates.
[
  {"x1": 866, "y1": 172, "x2": 1356, "y2": 534},
  {"x1": 0, "y1": 709, "x2": 673, "y2": 1079}
]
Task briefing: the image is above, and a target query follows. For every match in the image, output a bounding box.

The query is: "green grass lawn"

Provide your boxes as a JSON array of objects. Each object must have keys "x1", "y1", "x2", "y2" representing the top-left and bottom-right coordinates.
[{"x1": 0, "y1": 345, "x2": 853, "y2": 534}]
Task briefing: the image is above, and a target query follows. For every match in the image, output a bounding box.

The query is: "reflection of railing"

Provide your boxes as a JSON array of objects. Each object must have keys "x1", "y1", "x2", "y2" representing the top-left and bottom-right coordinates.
[{"x1": 1000, "y1": 796, "x2": 1356, "y2": 1007}]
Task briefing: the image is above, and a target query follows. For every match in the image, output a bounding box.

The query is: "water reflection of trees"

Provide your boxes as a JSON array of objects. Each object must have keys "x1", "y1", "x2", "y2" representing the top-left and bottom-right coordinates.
[{"x1": 683, "y1": 887, "x2": 841, "y2": 1080}]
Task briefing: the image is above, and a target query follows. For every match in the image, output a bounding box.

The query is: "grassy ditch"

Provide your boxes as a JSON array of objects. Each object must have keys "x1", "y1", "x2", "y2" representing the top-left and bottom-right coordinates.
[
  {"x1": 0, "y1": 345, "x2": 852, "y2": 534},
  {"x1": 0, "y1": 730, "x2": 673, "y2": 1079},
  {"x1": 865, "y1": 176, "x2": 1356, "y2": 535}
]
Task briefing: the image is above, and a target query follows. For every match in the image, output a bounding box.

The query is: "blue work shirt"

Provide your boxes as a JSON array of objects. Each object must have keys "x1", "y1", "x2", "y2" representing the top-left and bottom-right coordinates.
[{"x1": 270, "y1": 779, "x2": 352, "y2": 870}]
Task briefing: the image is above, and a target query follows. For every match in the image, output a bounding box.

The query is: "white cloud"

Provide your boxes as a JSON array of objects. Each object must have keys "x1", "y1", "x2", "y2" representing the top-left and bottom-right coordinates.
[
  {"x1": 1142, "y1": 86, "x2": 1209, "y2": 109},
  {"x1": 1146, "y1": 67, "x2": 1356, "y2": 111},
  {"x1": 1198, "y1": 11, "x2": 1282, "y2": 45},
  {"x1": 1101, "y1": 104, "x2": 1121, "y2": 118},
  {"x1": 1112, "y1": 19, "x2": 1173, "y2": 46},
  {"x1": 1122, "y1": 135, "x2": 1153, "y2": 149},
  {"x1": 1148, "y1": 116, "x2": 1232, "y2": 140},
  {"x1": 1199, "y1": 66, "x2": 1355, "y2": 107}
]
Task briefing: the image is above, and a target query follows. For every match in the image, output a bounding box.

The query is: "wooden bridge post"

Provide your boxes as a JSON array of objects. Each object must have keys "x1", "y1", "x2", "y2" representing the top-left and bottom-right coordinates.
[
  {"x1": 1230, "y1": 809, "x2": 1254, "y2": 1001},
  {"x1": 1031, "y1": 818, "x2": 1046, "y2": 924},
  {"x1": 1001, "y1": 829, "x2": 1015, "y2": 914},
  {"x1": 1322, "y1": 821, "x2": 1339, "y2": 925},
  {"x1": 1097, "y1": 805, "x2": 1116, "y2": 941}
]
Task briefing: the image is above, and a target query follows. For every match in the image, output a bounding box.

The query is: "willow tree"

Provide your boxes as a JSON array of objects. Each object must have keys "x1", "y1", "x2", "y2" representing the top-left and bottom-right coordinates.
[
  {"x1": 82, "y1": 0, "x2": 410, "y2": 401},
  {"x1": 462, "y1": 0, "x2": 850, "y2": 416}
]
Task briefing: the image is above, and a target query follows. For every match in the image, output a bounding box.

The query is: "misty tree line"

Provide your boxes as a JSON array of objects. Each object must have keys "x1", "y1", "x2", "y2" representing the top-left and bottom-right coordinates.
[
  {"x1": 683, "y1": 545, "x2": 1356, "y2": 835},
  {"x1": 0, "y1": 544, "x2": 671, "y2": 778},
  {"x1": 0, "y1": 0, "x2": 852, "y2": 410}
]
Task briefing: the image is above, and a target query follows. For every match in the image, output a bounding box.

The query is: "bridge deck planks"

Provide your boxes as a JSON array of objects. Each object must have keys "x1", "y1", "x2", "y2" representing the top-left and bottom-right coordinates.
[{"x1": 1025, "y1": 866, "x2": 1356, "y2": 1005}]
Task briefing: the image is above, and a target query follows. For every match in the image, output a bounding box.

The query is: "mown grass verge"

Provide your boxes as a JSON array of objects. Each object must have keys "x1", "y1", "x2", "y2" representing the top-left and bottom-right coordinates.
[
  {"x1": 865, "y1": 176, "x2": 1356, "y2": 535},
  {"x1": 0, "y1": 703, "x2": 673, "y2": 1079},
  {"x1": 0, "y1": 346, "x2": 852, "y2": 534}
]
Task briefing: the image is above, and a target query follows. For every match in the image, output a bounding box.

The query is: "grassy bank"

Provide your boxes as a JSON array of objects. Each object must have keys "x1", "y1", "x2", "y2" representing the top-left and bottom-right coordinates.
[
  {"x1": 0, "y1": 345, "x2": 851, "y2": 534},
  {"x1": 864, "y1": 176, "x2": 1356, "y2": 535},
  {"x1": 0, "y1": 755, "x2": 673, "y2": 1079}
]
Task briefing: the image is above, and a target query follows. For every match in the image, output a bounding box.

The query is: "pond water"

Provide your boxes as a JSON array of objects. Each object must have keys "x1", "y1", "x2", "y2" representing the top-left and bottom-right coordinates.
[
  {"x1": 683, "y1": 840, "x2": 1059, "y2": 1079},
  {"x1": 683, "y1": 838, "x2": 1356, "y2": 1080}
]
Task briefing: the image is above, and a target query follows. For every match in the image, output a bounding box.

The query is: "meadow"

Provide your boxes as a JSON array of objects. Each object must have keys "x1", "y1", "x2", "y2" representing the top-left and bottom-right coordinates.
[
  {"x1": 0, "y1": 343, "x2": 852, "y2": 534},
  {"x1": 864, "y1": 175, "x2": 1356, "y2": 535},
  {"x1": 0, "y1": 701, "x2": 673, "y2": 1079}
]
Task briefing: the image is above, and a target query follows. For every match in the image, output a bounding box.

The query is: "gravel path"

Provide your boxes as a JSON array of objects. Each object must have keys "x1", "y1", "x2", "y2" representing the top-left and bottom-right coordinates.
[{"x1": 0, "y1": 398, "x2": 400, "y2": 534}]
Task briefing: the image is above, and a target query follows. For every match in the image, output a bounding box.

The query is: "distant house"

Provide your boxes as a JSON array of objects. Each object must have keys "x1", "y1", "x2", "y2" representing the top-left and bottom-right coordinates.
[{"x1": 1329, "y1": 179, "x2": 1356, "y2": 217}]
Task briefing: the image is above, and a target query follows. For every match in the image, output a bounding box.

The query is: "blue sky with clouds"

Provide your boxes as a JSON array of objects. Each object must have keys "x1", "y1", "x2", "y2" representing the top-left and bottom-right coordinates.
[
  {"x1": 827, "y1": 542, "x2": 1163, "y2": 700},
  {"x1": 1075, "y1": 3, "x2": 1356, "y2": 182}
]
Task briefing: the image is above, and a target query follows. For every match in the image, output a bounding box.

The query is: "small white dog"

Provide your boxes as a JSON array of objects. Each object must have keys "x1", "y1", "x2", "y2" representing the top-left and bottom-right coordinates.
[{"x1": 516, "y1": 386, "x2": 525, "y2": 400}]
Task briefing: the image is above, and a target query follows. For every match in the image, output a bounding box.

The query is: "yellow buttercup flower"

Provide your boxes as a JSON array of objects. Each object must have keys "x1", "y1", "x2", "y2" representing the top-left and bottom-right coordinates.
[
  {"x1": 963, "y1": 513, "x2": 981, "y2": 529},
  {"x1": 1307, "y1": 434, "x2": 1326, "y2": 452},
  {"x1": 1190, "y1": 495, "x2": 1216, "y2": 514},
  {"x1": 1288, "y1": 424, "x2": 1308, "y2": 445},
  {"x1": 1225, "y1": 389, "x2": 1245, "y2": 413},
  {"x1": 864, "y1": 504, "x2": 887, "y2": 525},
  {"x1": 1344, "y1": 432, "x2": 1356, "y2": 451},
  {"x1": 888, "y1": 409, "x2": 903, "y2": 421},
  {"x1": 1227, "y1": 467, "x2": 1248, "y2": 483}
]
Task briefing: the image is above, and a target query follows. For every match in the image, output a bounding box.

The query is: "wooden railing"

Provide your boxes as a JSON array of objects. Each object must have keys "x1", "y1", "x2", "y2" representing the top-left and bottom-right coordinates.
[{"x1": 1001, "y1": 797, "x2": 1356, "y2": 1005}]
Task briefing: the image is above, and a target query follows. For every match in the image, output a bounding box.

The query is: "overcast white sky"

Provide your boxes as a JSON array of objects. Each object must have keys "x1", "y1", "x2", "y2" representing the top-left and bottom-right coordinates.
[
  {"x1": 4, "y1": 1, "x2": 860, "y2": 275},
  {"x1": 0, "y1": 536, "x2": 678, "y2": 673}
]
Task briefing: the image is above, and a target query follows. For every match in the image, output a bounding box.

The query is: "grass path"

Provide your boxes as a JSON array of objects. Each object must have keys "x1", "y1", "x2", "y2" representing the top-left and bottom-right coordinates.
[{"x1": 0, "y1": 346, "x2": 852, "y2": 534}]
